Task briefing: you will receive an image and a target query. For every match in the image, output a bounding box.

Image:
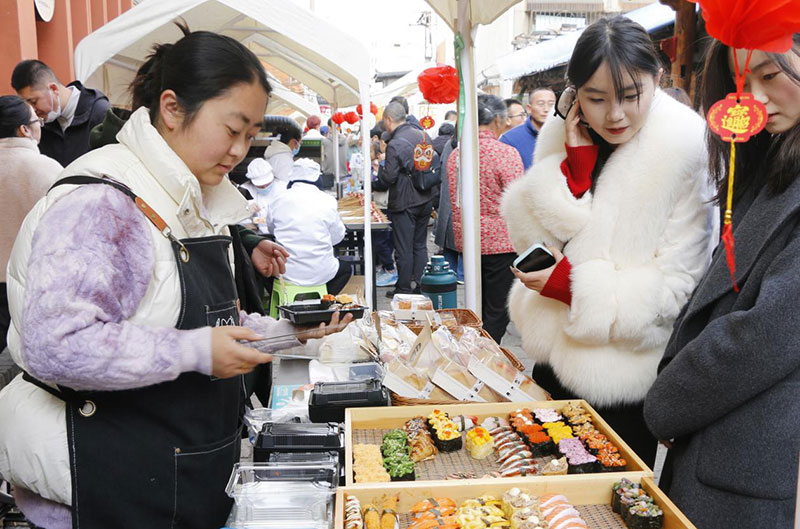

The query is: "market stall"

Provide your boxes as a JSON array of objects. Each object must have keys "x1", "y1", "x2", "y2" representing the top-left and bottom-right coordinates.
[{"x1": 72, "y1": 0, "x2": 377, "y2": 307}]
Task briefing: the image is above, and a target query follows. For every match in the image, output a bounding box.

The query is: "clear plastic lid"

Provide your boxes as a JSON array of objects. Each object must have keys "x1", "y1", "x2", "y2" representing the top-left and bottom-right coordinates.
[{"x1": 225, "y1": 462, "x2": 337, "y2": 528}]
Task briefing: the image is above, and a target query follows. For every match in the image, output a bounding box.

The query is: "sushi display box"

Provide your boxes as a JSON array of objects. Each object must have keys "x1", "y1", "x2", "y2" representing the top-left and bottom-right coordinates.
[
  {"x1": 344, "y1": 401, "x2": 651, "y2": 486},
  {"x1": 335, "y1": 474, "x2": 697, "y2": 529}
]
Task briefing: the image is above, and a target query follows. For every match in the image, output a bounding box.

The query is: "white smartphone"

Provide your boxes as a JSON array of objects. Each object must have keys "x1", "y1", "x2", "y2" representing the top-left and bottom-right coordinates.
[{"x1": 512, "y1": 244, "x2": 556, "y2": 273}]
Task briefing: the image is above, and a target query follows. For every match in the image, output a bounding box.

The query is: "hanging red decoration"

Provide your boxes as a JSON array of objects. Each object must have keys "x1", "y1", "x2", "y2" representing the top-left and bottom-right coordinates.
[
  {"x1": 689, "y1": 0, "x2": 800, "y2": 52},
  {"x1": 344, "y1": 111, "x2": 359, "y2": 125},
  {"x1": 417, "y1": 65, "x2": 459, "y2": 104},
  {"x1": 331, "y1": 112, "x2": 345, "y2": 125},
  {"x1": 419, "y1": 116, "x2": 435, "y2": 130},
  {"x1": 356, "y1": 103, "x2": 380, "y2": 118}
]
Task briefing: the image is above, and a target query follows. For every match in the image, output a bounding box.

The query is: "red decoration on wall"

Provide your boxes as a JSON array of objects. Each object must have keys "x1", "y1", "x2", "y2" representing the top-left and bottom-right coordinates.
[
  {"x1": 344, "y1": 111, "x2": 359, "y2": 124},
  {"x1": 331, "y1": 112, "x2": 345, "y2": 125},
  {"x1": 689, "y1": 0, "x2": 800, "y2": 52},
  {"x1": 417, "y1": 65, "x2": 459, "y2": 104},
  {"x1": 707, "y1": 93, "x2": 767, "y2": 143},
  {"x1": 419, "y1": 116, "x2": 435, "y2": 130}
]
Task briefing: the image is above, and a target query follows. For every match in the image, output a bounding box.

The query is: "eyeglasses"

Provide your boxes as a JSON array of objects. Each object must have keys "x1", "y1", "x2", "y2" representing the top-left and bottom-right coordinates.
[
  {"x1": 28, "y1": 118, "x2": 44, "y2": 126},
  {"x1": 533, "y1": 101, "x2": 555, "y2": 109},
  {"x1": 508, "y1": 112, "x2": 528, "y2": 119}
]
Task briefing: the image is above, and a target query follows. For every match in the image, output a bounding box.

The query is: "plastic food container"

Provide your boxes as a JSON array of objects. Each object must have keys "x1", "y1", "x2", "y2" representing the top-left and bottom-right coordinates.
[
  {"x1": 308, "y1": 379, "x2": 390, "y2": 423},
  {"x1": 391, "y1": 293, "x2": 435, "y2": 321},
  {"x1": 253, "y1": 422, "x2": 344, "y2": 462},
  {"x1": 225, "y1": 462, "x2": 337, "y2": 528},
  {"x1": 278, "y1": 303, "x2": 366, "y2": 325}
]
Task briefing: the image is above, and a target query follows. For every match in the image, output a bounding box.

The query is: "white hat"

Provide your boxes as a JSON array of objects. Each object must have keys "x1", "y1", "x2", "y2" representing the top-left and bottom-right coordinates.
[
  {"x1": 246, "y1": 158, "x2": 274, "y2": 186},
  {"x1": 288, "y1": 158, "x2": 322, "y2": 183}
]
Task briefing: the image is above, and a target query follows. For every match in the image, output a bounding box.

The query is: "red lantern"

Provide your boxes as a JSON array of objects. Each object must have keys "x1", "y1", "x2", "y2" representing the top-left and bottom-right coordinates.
[
  {"x1": 356, "y1": 104, "x2": 363, "y2": 116},
  {"x1": 417, "y1": 65, "x2": 459, "y2": 104},
  {"x1": 420, "y1": 116, "x2": 435, "y2": 130},
  {"x1": 689, "y1": 0, "x2": 800, "y2": 52},
  {"x1": 344, "y1": 111, "x2": 359, "y2": 124},
  {"x1": 331, "y1": 112, "x2": 345, "y2": 125},
  {"x1": 370, "y1": 102, "x2": 378, "y2": 115}
]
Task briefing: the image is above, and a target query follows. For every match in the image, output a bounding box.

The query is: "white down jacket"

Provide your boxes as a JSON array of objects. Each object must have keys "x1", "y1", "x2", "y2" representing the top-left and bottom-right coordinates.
[
  {"x1": 501, "y1": 91, "x2": 714, "y2": 407},
  {"x1": 0, "y1": 107, "x2": 251, "y2": 504}
]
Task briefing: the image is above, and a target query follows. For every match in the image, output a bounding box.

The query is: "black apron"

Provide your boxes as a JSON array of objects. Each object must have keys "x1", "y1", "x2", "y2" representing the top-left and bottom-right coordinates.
[{"x1": 25, "y1": 176, "x2": 244, "y2": 528}]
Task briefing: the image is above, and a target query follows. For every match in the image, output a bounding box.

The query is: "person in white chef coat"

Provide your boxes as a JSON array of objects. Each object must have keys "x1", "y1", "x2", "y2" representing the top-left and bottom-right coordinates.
[
  {"x1": 240, "y1": 158, "x2": 285, "y2": 235},
  {"x1": 267, "y1": 158, "x2": 352, "y2": 294}
]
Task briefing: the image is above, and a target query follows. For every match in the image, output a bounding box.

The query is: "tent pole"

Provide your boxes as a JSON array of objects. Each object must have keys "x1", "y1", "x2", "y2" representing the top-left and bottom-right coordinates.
[
  {"x1": 333, "y1": 95, "x2": 341, "y2": 199},
  {"x1": 457, "y1": 0, "x2": 482, "y2": 315},
  {"x1": 359, "y1": 85, "x2": 374, "y2": 310}
]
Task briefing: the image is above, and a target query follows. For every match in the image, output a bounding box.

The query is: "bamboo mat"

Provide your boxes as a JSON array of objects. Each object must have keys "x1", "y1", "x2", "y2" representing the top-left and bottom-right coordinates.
[
  {"x1": 353, "y1": 428, "x2": 556, "y2": 482},
  {"x1": 396, "y1": 505, "x2": 627, "y2": 529}
]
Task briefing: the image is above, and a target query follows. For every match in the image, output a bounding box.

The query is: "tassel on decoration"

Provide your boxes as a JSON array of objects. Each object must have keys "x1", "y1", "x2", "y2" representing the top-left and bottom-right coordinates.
[{"x1": 722, "y1": 140, "x2": 739, "y2": 292}]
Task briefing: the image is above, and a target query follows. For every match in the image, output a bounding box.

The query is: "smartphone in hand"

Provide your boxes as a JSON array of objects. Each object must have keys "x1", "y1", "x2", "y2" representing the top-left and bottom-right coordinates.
[{"x1": 512, "y1": 244, "x2": 556, "y2": 273}]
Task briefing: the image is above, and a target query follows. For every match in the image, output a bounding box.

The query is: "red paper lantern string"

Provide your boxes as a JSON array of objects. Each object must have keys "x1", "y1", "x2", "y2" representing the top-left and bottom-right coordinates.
[
  {"x1": 331, "y1": 112, "x2": 345, "y2": 125},
  {"x1": 344, "y1": 111, "x2": 359, "y2": 125},
  {"x1": 418, "y1": 65, "x2": 459, "y2": 104}
]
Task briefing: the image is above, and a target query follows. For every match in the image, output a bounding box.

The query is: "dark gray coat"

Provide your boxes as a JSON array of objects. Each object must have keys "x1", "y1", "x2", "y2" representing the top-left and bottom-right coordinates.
[
  {"x1": 644, "y1": 172, "x2": 800, "y2": 529},
  {"x1": 377, "y1": 122, "x2": 433, "y2": 212}
]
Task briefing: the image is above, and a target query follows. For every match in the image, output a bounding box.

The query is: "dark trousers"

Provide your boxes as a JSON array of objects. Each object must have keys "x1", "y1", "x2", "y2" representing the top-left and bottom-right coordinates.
[
  {"x1": 481, "y1": 253, "x2": 516, "y2": 343},
  {"x1": 391, "y1": 201, "x2": 433, "y2": 293},
  {"x1": 532, "y1": 362, "x2": 658, "y2": 468},
  {"x1": 0, "y1": 283, "x2": 8, "y2": 353},
  {"x1": 326, "y1": 258, "x2": 353, "y2": 295},
  {"x1": 443, "y1": 248, "x2": 464, "y2": 281},
  {"x1": 373, "y1": 211, "x2": 395, "y2": 271}
]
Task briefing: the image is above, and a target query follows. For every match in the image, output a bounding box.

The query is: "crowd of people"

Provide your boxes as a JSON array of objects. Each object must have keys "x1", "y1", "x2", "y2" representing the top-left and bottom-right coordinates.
[{"x1": 0, "y1": 12, "x2": 797, "y2": 529}]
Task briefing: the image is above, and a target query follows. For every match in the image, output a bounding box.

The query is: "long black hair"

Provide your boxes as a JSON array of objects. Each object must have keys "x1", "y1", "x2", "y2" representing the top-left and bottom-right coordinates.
[
  {"x1": 567, "y1": 16, "x2": 662, "y2": 182},
  {"x1": 0, "y1": 95, "x2": 33, "y2": 139},
  {"x1": 130, "y1": 23, "x2": 271, "y2": 126},
  {"x1": 701, "y1": 34, "x2": 800, "y2": 202}
]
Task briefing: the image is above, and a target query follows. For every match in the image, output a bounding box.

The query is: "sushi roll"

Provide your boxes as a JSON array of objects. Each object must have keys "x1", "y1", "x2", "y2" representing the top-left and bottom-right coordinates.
[
  {"x1": 627, "y1": 501, "x2": 664, "y2": 529},
  {"x1": 612, "y1": 479, "x2": 640, "y2": 513},
  {"x1": 542, "y1": 421, "x2": 574, "y2": 445},
  {"x1": 558, "y1": 438, "x2": 598, "y2": 474},
  {"x1": 465, "y1": 427, "x2": 494, "y2": 459},
  {"x1": 532, "y1": 408, "x2": 563, "y2": 424},
  {"x1": 541, "y1": 456, "x2": 569, "y2": 476},
  {"x1": 383, "y1": 453, "x2": 415, "y2": 481},
  {"x1": 502, "y1": 490, "x2": 538, "y2": 519},
  {"x1": 427, "y1": 411, "x2": 464, "y2": 452}
]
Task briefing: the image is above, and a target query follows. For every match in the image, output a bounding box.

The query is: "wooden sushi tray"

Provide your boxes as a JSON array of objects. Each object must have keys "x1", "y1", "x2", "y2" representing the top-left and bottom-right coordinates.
[
  {"x1": 344, "y1": 400, "x2": 651, "y2": 487},
  {"x1": 335, "y1": 474, "x2": 697, "y2": 529}
]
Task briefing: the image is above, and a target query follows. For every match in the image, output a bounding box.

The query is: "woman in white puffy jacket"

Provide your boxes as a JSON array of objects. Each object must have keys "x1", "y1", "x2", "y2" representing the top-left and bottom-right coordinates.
[
  {"x1": 0, "y1": 29, "x2": 348, "y2": 529},
  {"x1": 502, "y1": 16, "x2": 713, "y2": 466}
]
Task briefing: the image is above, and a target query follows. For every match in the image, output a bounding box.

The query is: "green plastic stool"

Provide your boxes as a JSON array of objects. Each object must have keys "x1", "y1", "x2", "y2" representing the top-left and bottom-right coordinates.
[{"x1": 268, "y1": 280, "x2": 328, "y2": 319}]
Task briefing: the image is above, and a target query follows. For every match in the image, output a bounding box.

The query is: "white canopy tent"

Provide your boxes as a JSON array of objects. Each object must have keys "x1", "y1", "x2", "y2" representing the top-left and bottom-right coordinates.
[
  {"x1": 490, "y1": 2, "x2": 681, "y2": 80},
  {"x1": 423, "y1": 0, "x2": 523, "y2": 315},
  {"x1": 74, "y1": 0, "x2": 377, "y2": 307},
  {"x1": 371, "y1": 63, "x2": 437, "y2": 107}
]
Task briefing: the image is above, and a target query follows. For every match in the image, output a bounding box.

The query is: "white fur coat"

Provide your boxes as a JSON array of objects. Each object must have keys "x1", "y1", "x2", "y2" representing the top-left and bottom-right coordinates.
[{"x1": 501, "y1": 91, "x2": 713, "y2": 406}]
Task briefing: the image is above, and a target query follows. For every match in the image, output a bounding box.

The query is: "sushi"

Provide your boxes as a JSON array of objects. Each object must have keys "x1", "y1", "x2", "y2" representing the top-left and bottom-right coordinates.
[
  {"x1": 558, "y1": 438, "x2": 598, "y2": 474},
  {"x1": 426, "y1": 410, "x2": 463, "y2": 452},
  {"x1": 626, "y1": 502, "x2": 664, "y2": 529},
  {"x1": 465, "y1": 427, "x2": 494, "y2": 459},
  {"x1": 411, "y1": 497, "x2": 457, "y2": 520},
  {"x1": 381, "y1": 429, "x2": 415, "y2": 481},
  {"x1": 541, "y1": 456, "x2": 569, "y2": 476}
]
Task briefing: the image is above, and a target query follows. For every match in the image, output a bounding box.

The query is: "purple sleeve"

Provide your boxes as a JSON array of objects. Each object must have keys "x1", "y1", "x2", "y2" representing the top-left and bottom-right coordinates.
[{"x1": 22, "y1": 185, "x2": 212, "y2": 391}]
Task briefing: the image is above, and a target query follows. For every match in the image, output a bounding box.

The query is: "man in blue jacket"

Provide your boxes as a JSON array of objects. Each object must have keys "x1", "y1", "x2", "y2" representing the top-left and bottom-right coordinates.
[
  {"x1": 12, "y1": 60, "x2": 109, "y2": 166},
  {"x1": 500, "y1": 87, "x2": 555, "y2": 170}
]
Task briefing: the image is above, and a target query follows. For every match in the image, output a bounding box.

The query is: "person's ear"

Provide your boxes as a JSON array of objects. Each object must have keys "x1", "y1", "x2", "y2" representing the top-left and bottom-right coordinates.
[
  {"x1": 159, "y1": 90, "x2": 183, "y2": 132},
  {"x1": 655, "y1": 69, "x2": 664, "y2": 90},
  {"x1": 17, "y1": 124, "x2": 30, "y2": 139}
]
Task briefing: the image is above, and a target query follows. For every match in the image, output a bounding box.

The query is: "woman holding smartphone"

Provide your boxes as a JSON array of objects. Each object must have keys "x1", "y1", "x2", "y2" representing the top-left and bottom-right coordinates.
[
  {"x1": 644, "y1": 36, "x2": 800, "y2": 528},
  {"x1": 502, "y1": 16, "x2": 713, "y2": 466}
]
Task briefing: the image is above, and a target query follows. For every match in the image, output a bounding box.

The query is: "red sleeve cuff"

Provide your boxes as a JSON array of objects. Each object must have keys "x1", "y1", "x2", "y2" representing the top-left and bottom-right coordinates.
[
  {"x1": 560, "y1": 144, "x2": 599, "y2": 198},
  {"x1": 540, "y1": 257, "x2": 572, "y2": 306}
]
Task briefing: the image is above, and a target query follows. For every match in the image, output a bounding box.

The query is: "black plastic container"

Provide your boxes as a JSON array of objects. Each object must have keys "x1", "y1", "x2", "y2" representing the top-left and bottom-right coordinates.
[
  {"x1": 308, "y1": 379, "x2": 390, "y2": 423},
  {"x1": 253, "y1": 422, "x2": 344, "y2": 463},
  {"x1": 278, "y1": 303, "x2": 366, "y2": 324}
]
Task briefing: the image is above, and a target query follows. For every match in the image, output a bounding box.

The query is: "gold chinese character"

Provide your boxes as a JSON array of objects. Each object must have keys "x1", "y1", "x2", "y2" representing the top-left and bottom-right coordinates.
[{"x1": 721, "y1": 104, "x2": 751, "y2": 134}]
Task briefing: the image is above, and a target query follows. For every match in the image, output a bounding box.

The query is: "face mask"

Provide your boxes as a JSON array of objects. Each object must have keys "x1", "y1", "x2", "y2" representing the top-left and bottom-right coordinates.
[
  {"x1": 292, "y1": 145, "x2": 301, "y2": 156},
  {"x1": 255, "y1": 185, "x2": 273, "y2": 197},
  {"x1": 45, "y1": 89, "x2": 61, "y2": 124}
]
